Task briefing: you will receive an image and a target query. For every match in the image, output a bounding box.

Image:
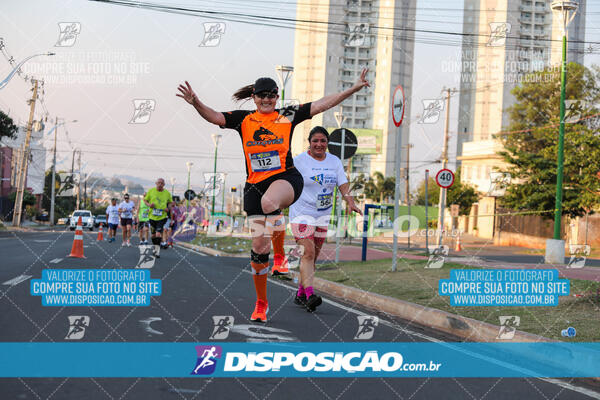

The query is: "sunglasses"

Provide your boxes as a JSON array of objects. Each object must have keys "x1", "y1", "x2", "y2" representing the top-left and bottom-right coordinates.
[{"x1": 254, "y1": 92, "x2": 277, "y2": 99}]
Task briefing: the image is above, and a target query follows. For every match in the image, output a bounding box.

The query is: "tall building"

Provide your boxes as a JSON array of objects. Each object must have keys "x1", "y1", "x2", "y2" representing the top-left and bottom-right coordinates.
[
  {"x1": 457, "y1": 0, "x2": 586, "y2": 193},
  {"x1": 291, "y1": 0, "x2": 416, "y2": 199}
]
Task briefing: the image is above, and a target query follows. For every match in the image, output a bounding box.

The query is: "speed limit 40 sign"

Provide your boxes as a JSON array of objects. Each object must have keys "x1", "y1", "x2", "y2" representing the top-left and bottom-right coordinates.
[{"x1": 436, "y1": 169, "x2": 455, "y2": 188}]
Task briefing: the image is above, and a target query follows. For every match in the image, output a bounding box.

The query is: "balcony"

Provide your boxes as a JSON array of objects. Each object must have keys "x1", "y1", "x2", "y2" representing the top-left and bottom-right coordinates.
[
  {"x1": 519, "y1": 5, "x2": 533, "y2": 12},
  {"x1": 518, "y1": 16, "x2": 532, "y2": 23}
]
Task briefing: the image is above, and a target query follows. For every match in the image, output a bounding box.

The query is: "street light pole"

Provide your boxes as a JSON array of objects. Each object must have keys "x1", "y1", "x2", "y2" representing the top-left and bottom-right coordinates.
[
  {"x1": 546, "y1": 0, "x2": 578, "y2": 264},
  {"x1": 211, "y1": 134, "x2": 222, "y2": 217},
  {"x1": 275, "y1": 65, "x2": 294, "y2": 107},
  {"x1": 0, "y1": 51, "x2": 55, "y2": 90},
  {"x1": 552, "y1": 0, "x2": 578, "y2": 239},
  {"x1": 436, "y1": 88, "x2": 454, "y2": 248}
]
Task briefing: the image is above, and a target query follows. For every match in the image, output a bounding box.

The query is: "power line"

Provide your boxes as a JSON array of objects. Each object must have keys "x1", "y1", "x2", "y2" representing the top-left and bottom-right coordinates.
[{"x1": 89, "y1": 0, "x2": 600, "y2": 47}]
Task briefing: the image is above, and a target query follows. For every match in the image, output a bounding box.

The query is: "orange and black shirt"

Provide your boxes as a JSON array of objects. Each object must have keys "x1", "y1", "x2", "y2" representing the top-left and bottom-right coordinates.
[{"x1": 220, "y1": 103, "x2": 312, "y2": 184}]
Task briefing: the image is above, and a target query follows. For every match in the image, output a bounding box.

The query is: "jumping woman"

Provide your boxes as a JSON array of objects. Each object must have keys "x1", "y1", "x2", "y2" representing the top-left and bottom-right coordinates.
[{"x1": 177, "y1": 68, "x2": 369, "y2": 322}]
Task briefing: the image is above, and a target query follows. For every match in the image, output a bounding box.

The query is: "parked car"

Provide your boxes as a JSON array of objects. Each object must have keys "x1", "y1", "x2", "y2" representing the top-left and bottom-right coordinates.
[
  {"x1": 94, "y1": 214, "x2": 107, "y2": 228},
  {"x1": 69, "y1": 210, "x2": 94, "y2": 231},
  {"x1": 57, "y1": 217, "x2": 69, "y2": 225},
  {"x1": 36, "y1": 212, "x2": 49, "y2": 222}
]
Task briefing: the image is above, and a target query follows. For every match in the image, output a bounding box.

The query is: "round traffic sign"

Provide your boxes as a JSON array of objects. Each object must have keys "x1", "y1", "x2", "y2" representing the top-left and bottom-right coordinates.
[
  {"x1": 435, "y1": 169, "x2": 454, "y2": 188},
  {"x1": 184, "y1": 189, "x2": 196, "y2": 201},
  {"x1": 391, "y1": 85, "x2": 405, "y2": 127},
  {"x1": 328, "y1": 128, "x2": 358, "y2": 160}
]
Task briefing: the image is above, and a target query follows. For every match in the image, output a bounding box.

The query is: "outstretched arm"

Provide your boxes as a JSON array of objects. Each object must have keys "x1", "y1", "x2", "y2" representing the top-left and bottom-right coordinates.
[
  {"x1": 310, "y1": 68, "x2": 370, "y2": 117},
  {"x1": 338, "y1": 183, "x2": 363, "y2": 215},
  {"x1": 177, "y1": 81, "x2": 226, "y2": 126}
]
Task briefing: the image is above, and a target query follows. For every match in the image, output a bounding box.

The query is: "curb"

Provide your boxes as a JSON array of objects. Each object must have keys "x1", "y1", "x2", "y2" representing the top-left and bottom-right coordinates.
[
  {"x1": 292, "y1": 271, "x2": 600, "y2": 383},
  {"x1": 291, "y1": 271, "x2": 547, "y2": 343}
]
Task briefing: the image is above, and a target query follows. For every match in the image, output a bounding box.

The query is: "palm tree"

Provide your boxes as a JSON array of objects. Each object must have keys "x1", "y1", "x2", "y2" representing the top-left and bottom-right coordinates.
[{"x1": 364, "y1": 172, "x2": 395, "y2": 203}]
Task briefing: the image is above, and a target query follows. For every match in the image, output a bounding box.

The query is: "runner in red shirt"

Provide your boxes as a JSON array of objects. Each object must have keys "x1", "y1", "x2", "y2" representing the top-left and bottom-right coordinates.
[{"x1": 177, "y1": 69, "x2": 370, "y2": 322}]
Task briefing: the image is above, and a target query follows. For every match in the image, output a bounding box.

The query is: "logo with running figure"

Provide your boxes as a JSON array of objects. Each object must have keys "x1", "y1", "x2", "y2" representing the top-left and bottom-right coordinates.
[
  {"x1": 129, "y1": 99, "x2": 156, "y2": 124},
  {"x1": 191, "y1": 345, "x2": 222, "y2": 375},
  {"x1": 354, "y1": 316, "x2": 379, "y2": 340},
  {"x1": 487, "y1": 22, "x2": 511, "y2": 47},
  {"x1": 497, "y1": 316, "x2": 520, "y2": 340},
  {"x1": 210, "y1": 316, "x2": 234, "y2": 340},
  {"x1": 65, "y1": 315, "x2": 90, "y2": 340},
  {"x1": 55, "y1": 22, "x2": 81, "y2": 47},
  {"x1": 199, "y1": 22, "x2": 226, "y2": 47}
]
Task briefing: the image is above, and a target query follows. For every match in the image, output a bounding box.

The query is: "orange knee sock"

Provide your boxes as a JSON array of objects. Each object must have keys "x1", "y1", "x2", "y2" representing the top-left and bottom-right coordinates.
[
  {"x1": 251, "y1": 262, "x2": 268, "y2": 302},
  {"x1": 271, "y1": 230, "x2": 285, "y2": 261}
]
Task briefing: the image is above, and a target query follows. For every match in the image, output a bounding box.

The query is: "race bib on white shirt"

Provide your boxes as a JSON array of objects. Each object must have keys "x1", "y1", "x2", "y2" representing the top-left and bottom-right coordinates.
[
  {"x1": 250, "y1": 151, "x2": 281, "y2": 172},
  {"x1": 316, "y1": 192, "x2": 333, "y2": 211},
  {"x1": 106, "y1": 205, "x2": 120, "y2": 224},
  {"x1": 118, "y1": 202, "x2": 134, "y2": 218},
  {"x1": 289, "y1": 152, "x2": 349, "y2": 222}
]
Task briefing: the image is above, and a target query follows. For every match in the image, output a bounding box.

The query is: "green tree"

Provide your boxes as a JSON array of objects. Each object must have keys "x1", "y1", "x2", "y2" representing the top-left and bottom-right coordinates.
[
  {"x1": 348, "y1": 173, "x2": 368, "y2": 198},
  {"x1": 0, "y1": 109, "x2": 18, "y2": 140},
  {"x1": 42, "y1": 169, "x2": 76, "y2": 223},
  {"x1": 364, "y1": 172, "x2": 395, "y2": 203},
  {"x1": 414, "y1": 168, "x2": 479, "y2": 216},
  {"x1": 498, "y1": 63, "x2": 600, "y2": 218},
  {"x1": 9, "y1": 190, "x2": 35, "y2": 207}
]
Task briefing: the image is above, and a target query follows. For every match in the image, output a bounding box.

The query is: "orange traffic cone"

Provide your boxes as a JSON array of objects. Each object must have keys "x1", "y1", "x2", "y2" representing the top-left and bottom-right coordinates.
[
  {"x1": 97, "y1": 223, "x2": 104, "y2": 241},
  {"x1": 68, "y1": 216, "x2": 86, "y2": 258},
  {"x1": 455, "y1": 234, "x2": 462, "y2": 252}
]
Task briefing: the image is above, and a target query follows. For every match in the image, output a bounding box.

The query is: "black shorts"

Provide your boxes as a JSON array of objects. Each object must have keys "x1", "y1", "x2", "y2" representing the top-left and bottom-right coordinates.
[
  {"x1": 244, "y1": 167, "x2": 304, "y2": 216},
  {"x1": 149, "y1": 218, "x2": 167, "y2": 234},
  {"x1": 120, "y1": 218, "x2": 132, "y2": 226}
]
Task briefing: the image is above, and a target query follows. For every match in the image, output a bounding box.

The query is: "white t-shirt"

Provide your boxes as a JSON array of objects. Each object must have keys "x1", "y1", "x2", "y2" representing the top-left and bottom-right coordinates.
[
  {"x1": 289, "y1": 151, "x2": 348, "y2": 225},
  {"x1": 118, "y1": 201, "x2": 135, "y2": 219},
  {"x1": 106, "y1": 205, "x2": 120, "y2": 224}
]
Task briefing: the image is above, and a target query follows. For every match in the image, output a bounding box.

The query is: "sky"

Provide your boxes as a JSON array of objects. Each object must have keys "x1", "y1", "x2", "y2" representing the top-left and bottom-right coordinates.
[{"x1": 1, "y1": 0, "x2": 599, "y2": 196}]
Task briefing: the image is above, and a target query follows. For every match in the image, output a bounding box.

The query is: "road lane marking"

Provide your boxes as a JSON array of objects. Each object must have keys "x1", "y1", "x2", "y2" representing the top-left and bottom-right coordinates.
[
  {"x1": 2, "y1": 275, "x2": 32, "y2": 286},
  {"x1": 50, "y1": 258, "x2": 63, "y2": 264},
  {"x1": 140, "y1": 317, "x2": 163, "y2": 335}
]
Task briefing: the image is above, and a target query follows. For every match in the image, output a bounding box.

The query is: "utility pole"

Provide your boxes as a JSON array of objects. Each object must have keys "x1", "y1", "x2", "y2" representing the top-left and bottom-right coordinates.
[
  {"x1": 436, "y1": 88, "x2": 454, "y2": 247},
  {"x1": 12, "y1": 79, "x2": 38, "y2": 227},
  {"x1": 76, "y1": 150, "x2": 81, "y2": 209},
  {"x1": 50, "y1": 117, "x2": 58, "y2": 225}
]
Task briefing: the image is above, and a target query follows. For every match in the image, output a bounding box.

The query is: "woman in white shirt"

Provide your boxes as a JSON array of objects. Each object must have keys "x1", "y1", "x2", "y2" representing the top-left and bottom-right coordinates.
[{"x1": 289, "y1": 126, "x2": 362, "y2": 312}]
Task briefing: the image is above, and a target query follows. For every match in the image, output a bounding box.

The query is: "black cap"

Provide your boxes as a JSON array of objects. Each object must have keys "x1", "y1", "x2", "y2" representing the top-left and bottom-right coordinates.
[{"x1": 253, "y1": 77, "x2": 278, "y2": 94}]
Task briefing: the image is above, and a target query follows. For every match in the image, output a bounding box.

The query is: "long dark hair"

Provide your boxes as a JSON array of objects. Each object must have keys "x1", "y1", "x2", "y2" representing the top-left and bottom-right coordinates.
[{"x1": 232, "y1": 84, "x2": 254, "y2": 102}]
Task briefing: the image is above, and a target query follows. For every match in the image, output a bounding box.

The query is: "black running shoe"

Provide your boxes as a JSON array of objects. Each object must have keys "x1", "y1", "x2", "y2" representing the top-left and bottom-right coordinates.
[
  {"x1": 294, "y1": 294, "x2": 307, "y2": 306},
  {"x1": 305, "y1": 294, "x2": 322, "y2": 312}
]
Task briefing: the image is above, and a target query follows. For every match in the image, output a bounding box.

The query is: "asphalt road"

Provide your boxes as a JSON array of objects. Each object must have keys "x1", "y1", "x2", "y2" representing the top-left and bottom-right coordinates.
[{"x1": 0, "y1": 230, "x2": 598, "y2": 400}]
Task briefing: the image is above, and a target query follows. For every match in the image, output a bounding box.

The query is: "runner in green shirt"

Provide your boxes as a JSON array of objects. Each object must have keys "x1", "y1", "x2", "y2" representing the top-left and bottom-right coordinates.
[
  {"x1": 137, "y1": 192, "x2": 151, "y2": 245},
  {"x1": 144, "y1": 178, "x2": 173, "y2": 257}
]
